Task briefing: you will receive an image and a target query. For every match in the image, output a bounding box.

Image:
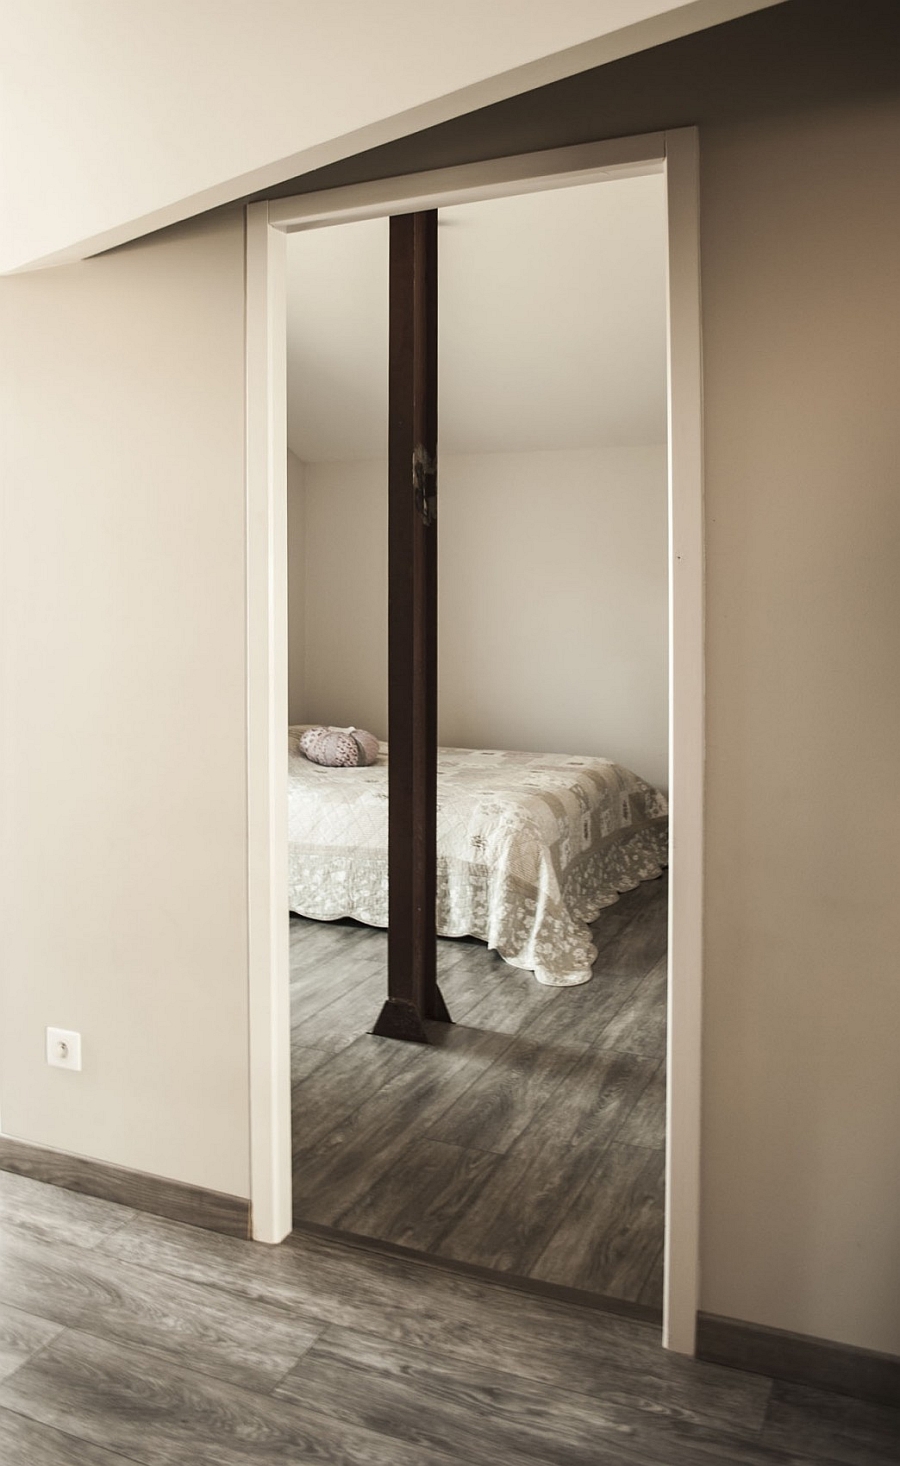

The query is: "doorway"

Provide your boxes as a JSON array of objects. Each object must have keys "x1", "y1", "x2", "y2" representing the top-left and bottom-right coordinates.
[{"x1": 244, "y1": 131, "x2": 703, "y2": 1355}]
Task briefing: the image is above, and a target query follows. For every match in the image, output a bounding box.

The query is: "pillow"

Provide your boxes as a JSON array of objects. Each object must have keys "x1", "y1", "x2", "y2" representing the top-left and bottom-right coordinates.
[{"x1": 299, "y1": 725, "x2": 379, "y2": 768}]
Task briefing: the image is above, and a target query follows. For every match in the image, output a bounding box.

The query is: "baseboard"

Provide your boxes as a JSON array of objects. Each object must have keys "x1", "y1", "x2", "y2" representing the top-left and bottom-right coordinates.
[
  {"x1": 0, "y1": 1135, "x2": 250, "y2": 1240},
  {"x1": 292, "y1": 1215, "x2": 662, "y2": 1327},
  {"x1": 696, "y1": 1311, "x2": 900, "y2": 1409}
]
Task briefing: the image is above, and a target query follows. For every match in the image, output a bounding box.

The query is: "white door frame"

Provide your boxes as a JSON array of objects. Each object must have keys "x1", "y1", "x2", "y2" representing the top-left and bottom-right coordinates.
[{"x1": 244, "y1": 128, "x2": 705, "y2": 1356}]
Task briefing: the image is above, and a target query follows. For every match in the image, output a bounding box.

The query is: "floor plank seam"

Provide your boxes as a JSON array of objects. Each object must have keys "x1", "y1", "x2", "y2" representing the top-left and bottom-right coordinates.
[
  {"x1": 522, "y1": 1136, "x2": 645, "y2": 1288},
  {"x1": 262, "y1": 1325, "x2": 333, "y2": 1398},
  {"x1": 294, "y1": 1029, "x2": 523, "y2": 1174},
  {"x1": 86, "y1": 1220, "x2": 334, "y2": 1345},
  {"x1": 0, "y1": 1323, "x2": 469, "y2": 1466},
  {"x1": 588, "y1": 958, "x2": 666, "y2": 1035},
  {"x1": 631, "y1": 1236, "x2": 666, "y2": 1308},
  {"x1": 0, "y1": 1332, "x2": 64, "y2": 1398},
  {"x1": 0, "y1": 1403, "x2": 148, "y2": 1466},
  {"x1": 289, "y1": 1218, "x2": 663, "y2": 1331}
]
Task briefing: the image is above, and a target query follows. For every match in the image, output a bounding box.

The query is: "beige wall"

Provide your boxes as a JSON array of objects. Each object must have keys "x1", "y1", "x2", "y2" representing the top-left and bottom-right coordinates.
[
  {"x1": 294, "y1": 447, "x2": 669, "y2": 789},
  {"x1": 0, "y1": 212, "x2": 251, "y2": 1198},
  {"x1": 699, "y1": 98, "x2": 900, "y2": 1354}
]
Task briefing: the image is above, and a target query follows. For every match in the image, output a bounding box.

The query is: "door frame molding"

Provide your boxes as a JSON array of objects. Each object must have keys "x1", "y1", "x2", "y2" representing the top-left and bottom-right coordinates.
[{"x1": 244, "y1": 127, "x2": 705, "y2": 1355}]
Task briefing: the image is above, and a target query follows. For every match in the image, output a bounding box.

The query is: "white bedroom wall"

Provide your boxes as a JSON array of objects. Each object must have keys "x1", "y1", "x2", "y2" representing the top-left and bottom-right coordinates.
[
  {"x1": 442, "y1": 448, "x2": 668, "y2": 786},
  {"x1": 0, "y1": 211, "x2": 251, "y2": 1198},
  {"x1": 287, "y1": 450, "x2": 306, "y2": 725},
  {"x1": 298, "y1": 458, "x2": 389, "y2": 742},
  {"x1": 295, "y1": 444, "x2": 668, "y2": 790}
]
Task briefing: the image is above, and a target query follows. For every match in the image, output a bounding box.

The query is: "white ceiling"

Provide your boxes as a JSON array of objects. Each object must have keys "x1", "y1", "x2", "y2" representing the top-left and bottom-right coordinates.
[{"x1": 286, "y1": 171, "x2": 668, "y2": 461}]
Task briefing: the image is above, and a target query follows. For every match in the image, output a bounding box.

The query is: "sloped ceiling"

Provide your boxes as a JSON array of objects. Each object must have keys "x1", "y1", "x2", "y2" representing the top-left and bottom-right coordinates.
[
  {"x1": 287, "y1": 172, "x2": 668, "y2": 461},
  {"x1": 0, "y1": 0, "x2": 783, "y2": 273}
]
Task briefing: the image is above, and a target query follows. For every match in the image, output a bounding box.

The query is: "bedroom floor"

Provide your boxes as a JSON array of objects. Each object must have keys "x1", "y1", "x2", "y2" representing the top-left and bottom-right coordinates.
[{"x1": 290, "y1": 872, "x2": 667, "y2": 1314}]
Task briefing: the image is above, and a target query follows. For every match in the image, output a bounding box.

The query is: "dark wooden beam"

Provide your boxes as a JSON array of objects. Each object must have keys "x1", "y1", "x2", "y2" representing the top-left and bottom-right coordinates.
[{"x1": 373, "y1": 210, "x2": 450, "y2": 1042}]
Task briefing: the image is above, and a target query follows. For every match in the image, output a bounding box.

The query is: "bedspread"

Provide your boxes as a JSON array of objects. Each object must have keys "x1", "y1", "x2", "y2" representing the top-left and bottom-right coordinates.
[{"x1": 287, "y1": 732, "x2": 667, "y2": 986}]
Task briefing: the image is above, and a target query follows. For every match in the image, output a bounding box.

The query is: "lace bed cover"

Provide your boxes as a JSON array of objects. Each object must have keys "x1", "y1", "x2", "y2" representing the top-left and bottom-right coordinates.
[{"x1": 288, "y1": 730, "x2": 668, "y2": 986}]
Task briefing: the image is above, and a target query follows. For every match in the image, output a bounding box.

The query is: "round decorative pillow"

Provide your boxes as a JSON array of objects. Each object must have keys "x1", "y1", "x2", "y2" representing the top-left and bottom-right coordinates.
[{"x1": 299, "y1": 725, "x2": 379, "y2": 768}]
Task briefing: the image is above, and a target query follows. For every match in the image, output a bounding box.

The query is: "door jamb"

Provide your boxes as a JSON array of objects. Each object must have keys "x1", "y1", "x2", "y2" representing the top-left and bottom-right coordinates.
[{"x1": 244, "y1": 127, "x2": 704, "y2": 1356}]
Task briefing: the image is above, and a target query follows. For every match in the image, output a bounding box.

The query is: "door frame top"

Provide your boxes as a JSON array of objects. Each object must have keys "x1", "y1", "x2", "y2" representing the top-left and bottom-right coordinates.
[
  {"x1": 244, "y1": 128, "x2": 704, "y2": 1356},
  {"x1": 267, "y1": 133, "x2": 665, "y2": 232}
]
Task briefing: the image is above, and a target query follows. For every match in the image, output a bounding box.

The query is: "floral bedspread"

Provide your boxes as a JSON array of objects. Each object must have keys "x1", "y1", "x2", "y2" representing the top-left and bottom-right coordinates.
[{"x1": 288, "y1": 730, "x2": 667, "y2": 986}]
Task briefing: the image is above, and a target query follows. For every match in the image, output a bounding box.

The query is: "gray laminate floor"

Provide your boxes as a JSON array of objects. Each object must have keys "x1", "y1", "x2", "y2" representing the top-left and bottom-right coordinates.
[
  {"x1": 291, "y1": 875, "x2": 668, "y2": 1311},
  {"x1": 1, "y1": 1168, "x2": 897, "y2": 1465}
]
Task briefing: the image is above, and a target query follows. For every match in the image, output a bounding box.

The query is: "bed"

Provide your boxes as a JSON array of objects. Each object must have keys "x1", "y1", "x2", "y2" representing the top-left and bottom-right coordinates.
[{"x1": 288, "y1": 730, "x2": 667, "y2": 986}]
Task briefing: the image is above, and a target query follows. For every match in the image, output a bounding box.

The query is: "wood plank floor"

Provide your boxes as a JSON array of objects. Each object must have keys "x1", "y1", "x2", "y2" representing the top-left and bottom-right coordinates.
[
  {"x1": 291, "y1": 875, "x2": 668, "y2": 1310},
  {"x1": 1, "y1": 1169, "x2": 897, "y2": 1465}
]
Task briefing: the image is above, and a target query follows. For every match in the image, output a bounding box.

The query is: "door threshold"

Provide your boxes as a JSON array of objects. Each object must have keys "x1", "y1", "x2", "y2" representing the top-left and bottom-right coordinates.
[{"x1": 290, "y1": 1216, "x2": 662, "y2": 1328}]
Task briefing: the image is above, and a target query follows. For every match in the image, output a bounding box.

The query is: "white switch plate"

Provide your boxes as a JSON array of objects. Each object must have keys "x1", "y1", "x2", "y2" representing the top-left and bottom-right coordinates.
[{"x1": 46, "y1": 1027, "x2": 82, "y2": 1071}]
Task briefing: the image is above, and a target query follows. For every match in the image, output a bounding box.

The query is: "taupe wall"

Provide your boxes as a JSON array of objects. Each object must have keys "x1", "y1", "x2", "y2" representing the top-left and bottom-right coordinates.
[
  {"x1": 699, "y1": 98, "x2": 900, "y2": 1354},
  {"x1": 0, "y1": 212, "x2": 251, "y2": 1198},
  {"x1": 292, "y1": 447, "x2": 669, "y2": 789},
  {"x1": 2, "y1": 53, "x2": 897, "y2": 1358}
]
